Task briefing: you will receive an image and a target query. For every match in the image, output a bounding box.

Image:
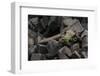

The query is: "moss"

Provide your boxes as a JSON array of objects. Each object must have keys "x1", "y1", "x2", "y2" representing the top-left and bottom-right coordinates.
[{"x1": 63, "y1": 30, "x2": 77, "y2": 44}]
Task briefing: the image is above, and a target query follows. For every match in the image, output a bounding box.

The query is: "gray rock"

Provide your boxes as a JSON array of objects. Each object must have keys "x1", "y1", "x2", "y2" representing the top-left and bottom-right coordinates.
[
  {"x1": 71, "y1": 43, "x2": 80, "y2": 52},
  {"x1": 73, "y1": 51, "x2": 81, "y2": 58},
  {"x1": 47, "y1": 40, "x2": 59, "y2": 56},
  {"x1": 28, "y1": 45, "x2": 37, "y2": 55},
  {"x1": 58, "y1": 53, "x2": 69, "y2": 59},
  {"x1": 48, "y1": 16, "x2": 56, "y2": 26},
  {"x1": 28, "y1": 29, "x2": 37, "y2": 37},
  {"x1": 28, "y1": 17, "x2": 39, "y2": 32},
  {"x1": 37, "y1": 33, "x2": 43, "y2": 43},
  {"x1": 30, "y1": 17, "x2": 38, "y2": 25},
  {"x1": 81, "y1": 30, "x2": 88, "y2": 38},
  {"x1": 58, "y1": 46, "x2": 72, "y2": 57},
  {"x1": 28, "y1": 37, "x2": 34, "y2": 47},
  {"x1": 31, "y1": 53, "x2": 42, "y2": 60},
  {"x1": 63, "y1": 18, "x2": 77, "y2": 26},
  {"x1": 82, "y1": 36, "x2": 88, "y2": 48},
  {"x1": 70, "y1": 20, "x2": 84, "y2": 33},
  {"x1": 80, "y1": 18, "x2": 88, "y2": 30},
  {"x1": 28, "y1": 29, "x2": 37, "y2": 45},
  {"x1": 81, "y1": 51, "x2": 88, "y2": 58},
  {"x1": 40, "y1": 17, "x2": 49, "y2": 29},
  {"x1": 38, "y1": 44, "x2": 48, "y2": 54}
]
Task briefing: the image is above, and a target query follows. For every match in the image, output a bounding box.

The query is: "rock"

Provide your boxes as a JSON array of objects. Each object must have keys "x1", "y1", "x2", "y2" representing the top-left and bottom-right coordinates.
[
  {"x1": 58, "y1": 46, "x2": 72, "y2": 57},
  {"x1": 28, "y1": 29, "x2": 37, "y2": 45},
  {"x1": 30, "y1": 17, "x2": 38, "y2": 25},
  {"x1": 82, "y1": 36, "x2": 88, "y2": 48},
  {"x1": 81, "y1": 51, "x2": 88, "y2": 58},
  {"x1": 48, "y1": 16, "x2": 56, "y2": 25},
  {"x1": 80, "y1": 18, "x2": 88, "y2": 30},
  {"x1": 46, "y1": 40, "x2": 59, "y2": 56},
  {"x1": 28, "y1": 37, "x2": 34, "y2": 46},
  {"x1": 40, "y1": 16, "x2": 49, "y2": 29},
  {"x1": 81, "y1": 46, "x2": 88, "y2": 58},
  {"x1": 28, "y1": 29, "x2": 37, "y2": 37},
  {"x1": 37, "y1": 44, "x2": 48, "y2": 54},
  {"x1": 82, "y1": 46, "x2": 88, "y2": 52},
  {"x1": 81, "y1": 30, "x2": 88, "y2": 38},
  {"x1": 63, "y1": 17, "x2": 77, "y2": 26},
  {"x1": 71, "y1": 53, "x2": 80, "y2": 58},
  {"x1": 43, "y1": 17, "x2": 60, "y2": 37},
  {"x1": 58, "y1": 53, "x2": 69, "y2": 59},
  {"x1": 40, "y1": 54, "x2": 47, "y2": 60},
  {"x1": 70, "y1": 20, "x2": 84, "y2": 33},
  {"x1": 37, "y1": 36, "x2": 42, "y2": 42},
  {"x1": 71, "y1": 43, "x2": 80, "y2": 52},
  {"x1": 28, "y1": 17, "x2": 39, "y2": 32},
  {"x1": 28, "y1": 45, "x2": 37, "y2": 55},
  {"x1": 73, "y1": 51, "x2": 81, "y2": 58},
  {"x1": 31, "y1": 53, "x2": 42, "y2": 60},
  {"x1": 37, "y1": 33, "x2": 44, "y2": 43}
]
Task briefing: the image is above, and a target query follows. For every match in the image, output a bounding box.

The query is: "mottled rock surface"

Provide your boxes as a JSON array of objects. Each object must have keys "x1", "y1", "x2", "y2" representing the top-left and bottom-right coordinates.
[{"x1": 28, "y1": 15, "x2": 88, "y2": 61}]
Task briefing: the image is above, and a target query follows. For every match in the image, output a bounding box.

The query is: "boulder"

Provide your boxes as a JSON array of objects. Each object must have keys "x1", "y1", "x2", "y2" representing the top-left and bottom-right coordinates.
[
  {"x1": 63, "y1": 17, "x2": 77, "y2": 26},
  {"x1": 70, "y1": 20, "x2": 84, "y2": 33},
  {"x1": 58, "y1": 46, "x2": 72, "y2": 57}
]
